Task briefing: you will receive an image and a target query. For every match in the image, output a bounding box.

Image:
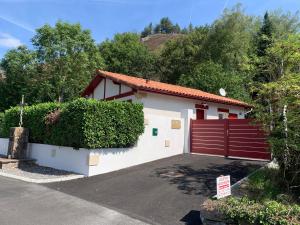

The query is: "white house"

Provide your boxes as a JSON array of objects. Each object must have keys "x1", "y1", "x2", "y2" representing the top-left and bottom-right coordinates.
[
  {"x1": 83, "y1": 70, "x2": 250, "y2": 121},
  {"x1": 79, "y1": 70, "x2": 252, "y2": 173},
  {"x1": 0, "y1": 70, "x2": 262, "y2": 177}
]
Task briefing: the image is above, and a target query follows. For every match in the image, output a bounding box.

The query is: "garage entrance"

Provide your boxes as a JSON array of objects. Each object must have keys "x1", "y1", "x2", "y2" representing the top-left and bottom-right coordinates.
[{"x1": 190, "y1": 119, "x2": 271, "y2": 160}]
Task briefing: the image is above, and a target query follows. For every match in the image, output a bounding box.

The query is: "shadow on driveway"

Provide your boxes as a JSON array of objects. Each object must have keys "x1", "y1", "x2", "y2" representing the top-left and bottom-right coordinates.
[
  {"x1": 44, "y1": 154, "x2": 266, "y2": 225},
  {"x1": 153, "y1": 158, "x2": 260, "y2": 196}
]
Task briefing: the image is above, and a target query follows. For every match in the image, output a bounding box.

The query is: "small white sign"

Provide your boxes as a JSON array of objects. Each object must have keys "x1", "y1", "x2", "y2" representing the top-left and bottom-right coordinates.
[{"x1": 216, "y1": 175, "x2": 231, "y2": 199}]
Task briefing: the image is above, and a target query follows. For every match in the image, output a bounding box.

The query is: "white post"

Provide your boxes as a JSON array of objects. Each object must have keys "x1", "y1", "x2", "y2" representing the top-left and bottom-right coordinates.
[{"x1": 181, "y1": 109, "x2": 195, "y2": 153}]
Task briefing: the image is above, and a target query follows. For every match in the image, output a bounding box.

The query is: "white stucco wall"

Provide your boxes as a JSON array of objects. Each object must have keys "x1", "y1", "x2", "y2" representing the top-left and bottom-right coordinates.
[
  {"x1": 138, "y1": 92, "x2": 245, "y2": 120},
  {"x1": 93, "y1": 79, "x2": 104, "y2": 99},
  {"x1": 0, "y1": 138, "x2": 8, "y2": 155},
  {"x1": 88, "y1": 114, "x2": 184, "y2": 176},
  {"x1": 90, "y1": 78, "x2": 246, "y2": 120},
  {"x1": 92, "y1": 78, "x2": 134, "y2": 99},
  {"x1": 28, "y1": 143, "x2": 90, "y2": 175},
  {"x1": 0, "y1": 113, "x2": 184, "y2": 176},
  {"x1": 105, "y1": 79, "x2": 120, "y2": 98}
]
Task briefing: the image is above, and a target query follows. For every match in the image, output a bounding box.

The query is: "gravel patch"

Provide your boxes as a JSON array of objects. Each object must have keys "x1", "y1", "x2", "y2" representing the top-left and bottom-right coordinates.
[{"x1": 0, "y1": 164, "x2": 84, "y2": 183}]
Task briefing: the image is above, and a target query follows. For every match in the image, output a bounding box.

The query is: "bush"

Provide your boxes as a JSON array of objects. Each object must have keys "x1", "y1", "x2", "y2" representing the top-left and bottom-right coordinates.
[
  {"x1": 216, "y1": 197, "x2": 300, "y2": 225},
  {"x1": 1, "y1": 102, "x2": 61, "y2": 143},
  {"x1": 1, "y1": 98, "x2": 144, "y2": 149}
]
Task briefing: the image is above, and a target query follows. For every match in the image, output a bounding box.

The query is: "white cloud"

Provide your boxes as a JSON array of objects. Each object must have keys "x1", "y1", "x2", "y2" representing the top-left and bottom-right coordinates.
[{"x1": 0, "y1": 33, "x2": 22, "y2": 48}]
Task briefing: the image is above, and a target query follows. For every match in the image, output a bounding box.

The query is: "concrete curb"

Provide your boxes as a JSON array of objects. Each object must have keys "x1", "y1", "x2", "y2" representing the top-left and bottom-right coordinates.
[{"x1": 0, "y1": 171, "x2": 84, "y2": 183}]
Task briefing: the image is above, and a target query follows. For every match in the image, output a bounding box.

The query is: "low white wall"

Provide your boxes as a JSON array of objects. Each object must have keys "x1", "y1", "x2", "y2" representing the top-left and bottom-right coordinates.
[
  {"x1": 89, "y1": 114, "x2": 184, "y2": 176},
  {"x1": 0, "y1": 138, "x2": 8, "y2": 155},
  {"x1": 0, "y1": 114, "x2": 185, "y2": 176},
  {"x1": 28, "y1": 143, "x2": 90, "y2": 175}
]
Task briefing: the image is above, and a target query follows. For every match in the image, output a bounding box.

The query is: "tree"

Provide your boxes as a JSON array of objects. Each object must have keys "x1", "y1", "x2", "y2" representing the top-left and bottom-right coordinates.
[
  {"x1": 99, "y1": 32, "x2": 155, "y2": 78},
  {"x1": 265, "y1": 34, "x2": 300, "y2": 81},
  {"x1": 0, "y1": 46, "x2": 37, "y2": 111},
  {"x1": 206, "y1": 4, "x2": 258, "y2": 73},
  {"x1": 158, "y1": 26, "x2": 209, "y2": 83},
  {"x1": 141, "y1": 23, "x2": 153, "y2": 38},
  {"x1": 178, "y1": 61, "x2": 250, "y2": 101},
  {"x1": 32, "y1": 21, "x2": 103, "y2": 102},
  {"x1": 154, "y1": 17, "x2": 175, "y2": 34},
  {"x1": 256, "y1": 12, "x2": 274, "y2": 57},
  {"x1": 256, "y1": 73, "x2": 300, "y2": 192},
  {"x1": 269, "y1": 10, "x2": 300, "y2": 39},
  {"x1": 173, "y1": 23, "x2": 181, "y2": 33}
]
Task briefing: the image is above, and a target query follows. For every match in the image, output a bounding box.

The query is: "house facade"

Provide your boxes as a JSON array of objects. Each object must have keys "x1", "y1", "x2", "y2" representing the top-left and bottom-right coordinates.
[
  {"x1": 83, "y1": 70, "x2": 250, "y2": 157},
  {"x1": 83, "y1": 70, "x2": 249, "y2": 120},
  {"x1": 0, "y1": 70, "x2": 267, "y2": 177}
]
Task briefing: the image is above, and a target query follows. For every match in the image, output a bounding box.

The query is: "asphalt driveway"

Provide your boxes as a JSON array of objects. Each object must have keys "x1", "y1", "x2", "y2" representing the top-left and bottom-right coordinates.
[
  {"x1": 0, "y1": 176, "x2": 149, "y2": 225},
  {"x1": 45, "y1": 154, "x2": 266, "y2": 225}
]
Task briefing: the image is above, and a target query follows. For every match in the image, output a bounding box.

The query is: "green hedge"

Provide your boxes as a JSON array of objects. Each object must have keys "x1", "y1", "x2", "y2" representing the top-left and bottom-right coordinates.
[
  {"x1": 0, "y1": 98, "x2": 144, "y2": 149},
  {"x1": 216, "y1": 197, "x2": 300, "y2": 225}
]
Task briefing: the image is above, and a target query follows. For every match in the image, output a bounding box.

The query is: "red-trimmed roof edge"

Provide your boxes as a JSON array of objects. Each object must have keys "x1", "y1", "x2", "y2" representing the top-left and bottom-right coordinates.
[{"x1": 82, "y1": 70, "x2": 252, "y2": 108}]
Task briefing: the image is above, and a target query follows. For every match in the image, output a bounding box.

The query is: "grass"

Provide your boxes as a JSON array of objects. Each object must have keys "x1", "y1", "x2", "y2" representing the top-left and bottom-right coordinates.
[
  {"x1": 203, "y1": 167, "x2": 300, "y2": 225},
  {"x1": 246, "y1": 167, "x2": 298, "y2": 204}
]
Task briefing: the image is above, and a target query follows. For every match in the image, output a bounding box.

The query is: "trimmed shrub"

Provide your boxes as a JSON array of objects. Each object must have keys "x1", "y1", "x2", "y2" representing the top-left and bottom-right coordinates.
[
  {"x1": 1, "y1": 102, "x2": 61, "y2": 142},
  {"x1": 1, "y1": 98, "x2": 144, "y2": 149},
  {"x1": 216, "y1": 197, "x2": 300, "y2": 225}
]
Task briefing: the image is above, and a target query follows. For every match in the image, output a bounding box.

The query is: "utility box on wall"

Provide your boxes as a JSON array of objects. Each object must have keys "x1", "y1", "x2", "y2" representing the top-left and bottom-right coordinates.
[
  {"x1": 171, "y1": 120, "x2": 181, "y2": 129},
  {"x1": 152, "y1": 128, "x2": 158, "y2": 136}
]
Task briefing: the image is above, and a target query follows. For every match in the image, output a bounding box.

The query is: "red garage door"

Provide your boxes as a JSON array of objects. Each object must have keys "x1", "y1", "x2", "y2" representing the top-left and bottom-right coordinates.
[{"x1": 190, "y1": 119, "x2": 271, "y2": 160}]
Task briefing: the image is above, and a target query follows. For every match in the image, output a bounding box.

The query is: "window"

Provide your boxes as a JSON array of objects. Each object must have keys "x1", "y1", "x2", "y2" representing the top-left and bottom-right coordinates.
[
  {"x1": 196, "y1": 109, "x2": 205, "y2": 120},
  {"x1": 218, "y1": 108, "x2": 229, "y2": 120},
  {"x1": 229, "y1": 113, "x2": 238, "y2": 119}
]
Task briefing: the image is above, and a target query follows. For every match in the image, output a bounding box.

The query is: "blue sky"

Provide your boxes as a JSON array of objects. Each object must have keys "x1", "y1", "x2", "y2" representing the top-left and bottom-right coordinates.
[{"x1": 0, "y1": 0, "x2": 299, "y2": 58}]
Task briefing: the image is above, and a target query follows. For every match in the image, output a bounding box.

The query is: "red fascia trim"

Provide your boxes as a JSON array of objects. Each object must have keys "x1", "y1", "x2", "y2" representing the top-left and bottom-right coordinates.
[
  {"x1": 218, "y1": 108, "x2": 229, "y2": 113},
  {"x1": 195, "y1": 104, "x2": 209, "y2": 110},
  {"x1": 139, "y1": 88, "x2": 249, "y2": 108},
  {"x1": 81, "y1": 75, "x2": 103, "y2": 97},
  {"x1": 103, "y1": 78, "x2": 107, "y2": 99},
  {"x1": 105, "y1": 90, "x2": 136, "y2": 101}
]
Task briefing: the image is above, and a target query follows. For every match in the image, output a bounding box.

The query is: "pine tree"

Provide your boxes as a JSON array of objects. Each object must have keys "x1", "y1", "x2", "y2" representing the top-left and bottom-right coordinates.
[
  {"x1": 254, "y1": 12, "x2": 275, "y2": 82},
  {"x1": 141, "y1": 23, "x2": 153, "y2": 38},
  {"x1": 257, "y1": 12, "x2": 274, "y2": 57}
]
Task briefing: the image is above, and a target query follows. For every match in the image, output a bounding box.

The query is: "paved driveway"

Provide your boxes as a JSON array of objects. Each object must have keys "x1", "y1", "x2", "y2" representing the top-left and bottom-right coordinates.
[
  {"x1": 45, "y1": 154, "x2": 266, "y2": 225},
  {"x1": 0, "y1": 176, "x2": 149, "y2": 225}
]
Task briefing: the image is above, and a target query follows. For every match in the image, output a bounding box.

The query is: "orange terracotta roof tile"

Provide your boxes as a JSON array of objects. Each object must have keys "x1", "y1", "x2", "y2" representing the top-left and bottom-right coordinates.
[{"x1": 83, "y1": 70, "x2": 251, "y2": 108}]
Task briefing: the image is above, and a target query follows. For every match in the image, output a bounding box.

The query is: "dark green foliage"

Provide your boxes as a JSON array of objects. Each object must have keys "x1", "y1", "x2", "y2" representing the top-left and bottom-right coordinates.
[
  {"x1": 32, "y1": 21, "x2": 104, "y2": 102},
  {"x1": 141, "y1": 23, "x2": 153, "y2": 38},
  {"x1": 99, "y1": 33, "x2": 155, "y2": 78},
  {"x1": 178, "y1": 61, "x2": 251, "y2": 101},
  {"x1": 1, "y1": 99, "x2": 144, "y2": 149},
  {"x1": 217, "y1": 197, "x2": 300, "y2": 225},
  {"x1": 256, "y1": 12, "x2": 274, "y2": 57},
  {"x1": 158, "y1": 26, "x2": 210, "y2": 83},
  {"x1": 0, "y1": 21, "x2": 103, "y2": 112},
  {"x1": 141, "y1": 17, "x2": 183, "y2": 38},
  {"x1": 1, "y1": 102, "x2": 61, "y2": 143},
  {"x1": 0, "y1": 46, "x2": 38, "y2": 112}
]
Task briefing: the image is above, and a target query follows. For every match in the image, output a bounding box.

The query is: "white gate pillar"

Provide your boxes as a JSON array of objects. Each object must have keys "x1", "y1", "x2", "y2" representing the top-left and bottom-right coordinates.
[{"x1": 181, "y1": 109, "x2": 195, "y2": 153}]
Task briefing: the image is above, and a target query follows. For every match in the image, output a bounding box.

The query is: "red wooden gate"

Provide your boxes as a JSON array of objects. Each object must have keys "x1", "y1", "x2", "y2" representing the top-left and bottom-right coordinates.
[{"x1": 190, "y1": 119, "x2": 271, "y2": 160}]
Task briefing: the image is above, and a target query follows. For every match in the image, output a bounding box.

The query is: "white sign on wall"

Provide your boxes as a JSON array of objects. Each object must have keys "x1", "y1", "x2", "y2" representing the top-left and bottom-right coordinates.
[{"x1": 216, "y1": 175, "x2": 231, "y2": 199}]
